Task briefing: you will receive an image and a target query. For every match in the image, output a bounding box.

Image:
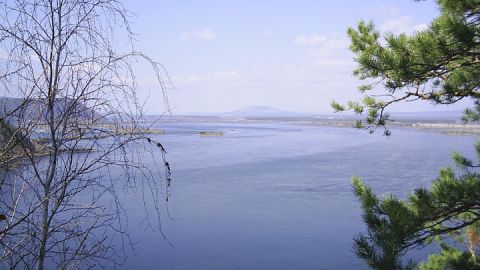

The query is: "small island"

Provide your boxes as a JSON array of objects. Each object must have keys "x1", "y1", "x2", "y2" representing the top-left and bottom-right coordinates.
[{"x1": 198, "y1": 131, "x2": 224, "y2": 137}]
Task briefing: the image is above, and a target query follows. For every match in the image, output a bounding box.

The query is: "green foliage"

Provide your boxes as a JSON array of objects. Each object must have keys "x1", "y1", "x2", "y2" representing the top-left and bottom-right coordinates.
[
  {"x1": 352, "y1": 178, "x2": 419, "y2": 270},
  {"x1": 353, "y1": 143, "x2": 480, "y2": 269},
  {"x1": 419, "y1": 243, "x2": 480, "y2": 270},
  {"x1": 331, "y1": 100, "x2": 345, "y2": 112},
  {"x1": 337, "y1": 1, "x2": 480, "y2": 268},
  {"x1": 462, "y1": 101, "x2": 480, "y2": 123},
  {"x1": 355, "y1": 120, "x2": 364, "y2": 129},
  {"x1": 333, "y1": 0, "x2": 480, "y2": 132},
  {"x1": 452, "y1": 151, "x2": 473, "y2": 169}
]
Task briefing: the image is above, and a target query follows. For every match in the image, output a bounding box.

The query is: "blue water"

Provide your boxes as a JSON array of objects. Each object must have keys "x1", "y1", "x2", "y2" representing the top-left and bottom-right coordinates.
[{"x1": 120, "y1": 120, "x2": 478, "y2": 269}]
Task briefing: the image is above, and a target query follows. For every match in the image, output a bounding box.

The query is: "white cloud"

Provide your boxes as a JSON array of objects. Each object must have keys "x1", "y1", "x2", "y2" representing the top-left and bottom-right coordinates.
[
  {"x1": 167, "y1": 63, "x2": 361, "y2": 113},
  {"x1": 169, "y1": 33, "x2": 356, "y2": 112},
  {"x1": 294, "y1": 33, "x2": 349, "y2": 49},
  {"x1": 294, "y1": 35, "x2": 327, "y2": 45},
  {"x1": 308, "y1": 48, "x2": 353, "y2": 68},
  {"x1": 180, "y1": 29, "x2": 217, "y2": 41},
  {"x1": 293, "y1": 33, "x2": 352, "y2": 69},
  {"x1": 380, "y1": 16, "x2": 412, "y2": 34},
  {"x1": 414, "y1": 23, "x2": 429, "y2": 32},
  {"x1": 172, "y1": 70, "x2": 245, "y2": 86},
  {"x1": 380, "y1": 16, "x2": 429, "y2": 35}
]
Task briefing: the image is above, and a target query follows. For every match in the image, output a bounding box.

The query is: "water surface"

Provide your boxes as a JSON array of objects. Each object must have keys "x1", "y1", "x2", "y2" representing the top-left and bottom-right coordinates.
[{"x1": 121, "y1": 120, "x2": 477, "y2": 269}]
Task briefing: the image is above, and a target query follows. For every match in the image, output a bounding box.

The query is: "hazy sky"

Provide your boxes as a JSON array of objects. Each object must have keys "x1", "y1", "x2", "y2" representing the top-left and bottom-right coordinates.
[{"x1": 123, "y1": 0, "x2": 470, "y2": 114}]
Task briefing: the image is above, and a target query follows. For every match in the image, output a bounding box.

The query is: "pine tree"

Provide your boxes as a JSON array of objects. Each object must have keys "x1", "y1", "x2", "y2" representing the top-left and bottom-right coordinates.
[
  {"x1": 333, "y1": 0, "x2": 480, "y2": 269},
  {"x1": 332, "y1": 0, "x2": 480, "y2": 135},
  {"x1": 353, "y1": 150, "x2": 480, "y2": 269}
]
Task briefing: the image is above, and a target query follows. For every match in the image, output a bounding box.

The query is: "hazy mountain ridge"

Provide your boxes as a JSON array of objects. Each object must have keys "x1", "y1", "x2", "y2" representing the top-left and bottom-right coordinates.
[{"x1": 0, "y1": 97, "x2": 97, "y2": 122}]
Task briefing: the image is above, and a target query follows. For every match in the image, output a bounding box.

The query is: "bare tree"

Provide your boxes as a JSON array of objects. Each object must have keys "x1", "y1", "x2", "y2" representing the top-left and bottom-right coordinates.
[{"x1": 0, "y1": 0, "x2": 171, "y2": 269}]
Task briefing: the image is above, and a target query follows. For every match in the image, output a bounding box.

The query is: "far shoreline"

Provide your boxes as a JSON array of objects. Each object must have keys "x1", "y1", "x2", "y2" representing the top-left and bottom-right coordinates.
[{"x1": 146, "y1": 114, "x2": 480, "y2": 136}]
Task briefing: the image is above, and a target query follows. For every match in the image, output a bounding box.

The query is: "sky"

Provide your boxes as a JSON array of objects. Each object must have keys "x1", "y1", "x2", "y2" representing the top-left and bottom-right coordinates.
[{"x1": 123, "y1": 0, "x2": 471, "y2": 115}]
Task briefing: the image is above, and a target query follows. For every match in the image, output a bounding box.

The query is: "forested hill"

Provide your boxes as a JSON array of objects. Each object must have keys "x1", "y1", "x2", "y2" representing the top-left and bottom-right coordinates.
[{"x1": 0, "y1": 97, "x2": 97, "y2": 122}]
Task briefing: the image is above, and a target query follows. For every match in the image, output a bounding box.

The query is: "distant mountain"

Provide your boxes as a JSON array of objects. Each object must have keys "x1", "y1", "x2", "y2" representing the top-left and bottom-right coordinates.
[
  {"x1": 221, "y1": 106, "x2": 302, "y2": 117},
  {"x1": 0, "y1": 97, "x2": 97, "y2": 123}
]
